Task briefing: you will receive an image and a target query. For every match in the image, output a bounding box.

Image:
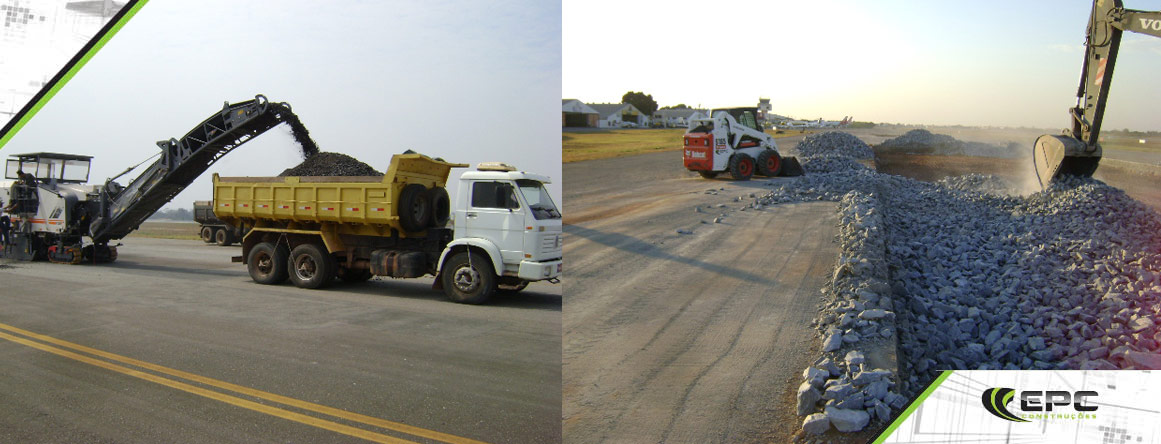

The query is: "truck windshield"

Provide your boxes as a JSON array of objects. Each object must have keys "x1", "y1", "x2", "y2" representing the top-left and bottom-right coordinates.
[{"x1": 516, "y1": 179, "x2": 560, "y2": 220}]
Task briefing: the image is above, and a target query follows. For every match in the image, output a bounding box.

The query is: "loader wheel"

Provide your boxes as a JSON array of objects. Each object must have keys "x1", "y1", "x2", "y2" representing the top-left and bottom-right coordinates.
[
  {"x1": 398, "y1": 184, "x2": 431, "y2": 233},
  {"x1": 248, "y1": 242, "x2": 289, "y2": 285},
  {"x1": 697, "y1": 171, "x2": 719, "y2": 179},
  {"x1": 200, "y1": 226, "x2": 214, "y2": 243},
  {"x1": 757, "y1": 150, "x2": 782, "y2": 177},
  {"x1": 288, "y1": 243, "x2": 336, "y2": 289},
  {"x1": 214, "y1": 228, "x2": 235, "y2": 246},
  {"x1": 728, "y1": 154, "x2": 755, "y2": 181},
  {"x1": 429, "y1": 186, "x2": 451, "y2": 227},
  {"x1": 441, "y1": 252, "x2": 496, "y2": 304}
]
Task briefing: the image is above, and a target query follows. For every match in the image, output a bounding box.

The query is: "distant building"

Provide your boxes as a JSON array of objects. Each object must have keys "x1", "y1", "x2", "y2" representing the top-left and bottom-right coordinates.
[
  {"x1": 653, "y1": 108, "x2": 708, "y2": 128},
  {"x1": 562, "y1": 99, "x2": 599, "y2": 127},
  {"x1": 588, "y1": 103, "x2": 647, "y2": 128}
]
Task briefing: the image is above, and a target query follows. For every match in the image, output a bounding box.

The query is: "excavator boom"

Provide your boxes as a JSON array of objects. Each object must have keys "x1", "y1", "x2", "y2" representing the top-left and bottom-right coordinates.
[{"x1": 1035, "y1": 1, "x2": 1161, "y2": 188}]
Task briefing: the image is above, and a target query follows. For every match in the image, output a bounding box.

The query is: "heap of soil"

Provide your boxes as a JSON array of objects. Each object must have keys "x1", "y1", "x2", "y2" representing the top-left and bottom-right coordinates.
[{"x1": 279, "y1": 152, "x2": 381, "y2": 176}]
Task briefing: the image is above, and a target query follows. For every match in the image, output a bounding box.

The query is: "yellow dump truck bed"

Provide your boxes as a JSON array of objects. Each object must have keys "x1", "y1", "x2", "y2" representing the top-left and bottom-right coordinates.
[{"x1": 212, "y1": 153, "x2": 466, "y2": 233}]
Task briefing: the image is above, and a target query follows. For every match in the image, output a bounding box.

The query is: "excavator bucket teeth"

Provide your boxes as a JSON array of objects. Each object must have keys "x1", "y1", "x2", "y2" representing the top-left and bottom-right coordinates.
[
  {"x1": 1032, "y1": 134, "x2": 1100, "y2": 189},
  {"x1": 779, "y1": 157, "x2": 804, "y2": 177}
]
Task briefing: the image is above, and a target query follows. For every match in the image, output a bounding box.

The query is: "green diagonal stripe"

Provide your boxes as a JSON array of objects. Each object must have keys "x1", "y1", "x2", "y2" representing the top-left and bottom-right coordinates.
[
  {"x1": 0, "y1": 0, "x2": 150, "y2": 150},
  {"x1": 872, "y1": 370, "x2": 952, "y2": 444}
]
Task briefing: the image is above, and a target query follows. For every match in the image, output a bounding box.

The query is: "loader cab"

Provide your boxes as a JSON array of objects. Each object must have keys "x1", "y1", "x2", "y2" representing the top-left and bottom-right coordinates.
[
  {"x1": 5, "y1": 152, "x2": 92, "y2": 185},
  {"x1": 717, "y1": 107, "x2": 764, "y2": 132}
]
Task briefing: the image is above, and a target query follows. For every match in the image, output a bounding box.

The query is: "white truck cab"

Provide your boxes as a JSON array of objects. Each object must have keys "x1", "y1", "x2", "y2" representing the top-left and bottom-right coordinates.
[{"x1": 437, "y1": 163, "x2": 562, "y2": 302}]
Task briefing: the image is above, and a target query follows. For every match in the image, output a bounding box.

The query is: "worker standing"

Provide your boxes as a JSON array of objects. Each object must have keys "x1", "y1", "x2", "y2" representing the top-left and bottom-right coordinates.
[{"x1": 0, "y1": 203, "x2": 10, "y2": 249}]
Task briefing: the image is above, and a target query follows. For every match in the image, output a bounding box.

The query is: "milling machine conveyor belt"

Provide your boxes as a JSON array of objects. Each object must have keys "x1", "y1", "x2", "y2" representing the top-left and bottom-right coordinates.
[{"x1": 89, "y1": 95, "x2": 301, "y2": 243}]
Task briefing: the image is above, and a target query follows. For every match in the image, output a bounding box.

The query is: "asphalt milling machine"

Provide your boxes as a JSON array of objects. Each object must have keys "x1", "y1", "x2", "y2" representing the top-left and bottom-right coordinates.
[
  {"x1": 1034, "y1": 0, "x2": 1161, "y2": 187},
  {"x1": 0, "y1": 95, "x2": 311, "y2": 264},
  {"x1": 682, "y1": 107, "x2": 804, "y2": 181}
]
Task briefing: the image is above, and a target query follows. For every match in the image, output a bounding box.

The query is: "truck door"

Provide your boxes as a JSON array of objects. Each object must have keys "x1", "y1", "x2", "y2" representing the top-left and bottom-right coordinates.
[{"x1": 465, "y1": 181, "x2": 525, "y2": 265}]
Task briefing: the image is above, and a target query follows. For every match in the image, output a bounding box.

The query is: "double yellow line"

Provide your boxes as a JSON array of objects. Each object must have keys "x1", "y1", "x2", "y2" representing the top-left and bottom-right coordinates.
[{"x1": 0, "y1": 322, "x2": 486, "y2": 444}]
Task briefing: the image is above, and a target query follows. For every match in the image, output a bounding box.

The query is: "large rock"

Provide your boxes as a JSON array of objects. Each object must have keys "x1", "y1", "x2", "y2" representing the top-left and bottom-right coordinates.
[
  {"x1": 797, "y1": 382, "x2": 821, "y2": 416},
  {"x1": 1124, "y1": 351, "x2": 1161, "y2": 369},
  {"x1": 823, "y1": 330, "x2": 843, "y2": 352},
  {"x1": 803, "y1": 367, "x2": 828, "y2": 388},
  {"x1": 802, "y1": 413, "x2": 830, "y2": 435},
  {"x1": 825, "y1": 406, "x2": 870, "y2": 432}
]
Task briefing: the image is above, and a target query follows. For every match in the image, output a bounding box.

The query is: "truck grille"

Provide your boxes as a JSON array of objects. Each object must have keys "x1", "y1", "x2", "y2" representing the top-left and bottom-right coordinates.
[{"x1": 541, "y1": 233, "x2": 562, "y2": 254}]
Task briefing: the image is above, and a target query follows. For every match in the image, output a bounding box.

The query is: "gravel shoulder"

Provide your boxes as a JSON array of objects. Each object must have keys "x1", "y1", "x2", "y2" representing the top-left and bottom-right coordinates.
[{"x1": 563, "y1": 137, "x2": 839, "y2": 443}]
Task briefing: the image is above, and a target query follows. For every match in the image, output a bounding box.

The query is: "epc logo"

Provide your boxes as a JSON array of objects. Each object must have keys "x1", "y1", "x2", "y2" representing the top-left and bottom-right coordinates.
[{"x1": 981, "y1": 388, "x2": 1098, "y2": 422}]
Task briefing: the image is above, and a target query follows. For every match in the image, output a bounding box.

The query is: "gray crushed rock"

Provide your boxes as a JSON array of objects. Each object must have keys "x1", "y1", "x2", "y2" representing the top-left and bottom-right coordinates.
[
  {"x1": 775, "y1": 132, "x2": 1161, "y2": 433},
  {"x1": 878, "y1": 129, "x2": 1020, "y2": 158},
  {"x1": 794, "y1": 131, "x2": 874, "y2": 159}
]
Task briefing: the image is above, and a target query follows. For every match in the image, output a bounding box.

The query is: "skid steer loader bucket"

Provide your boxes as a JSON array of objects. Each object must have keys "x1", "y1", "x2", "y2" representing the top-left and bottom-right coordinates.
[
  {"x1": 1032, "y1": 134, "x2": 1100, "y2": 189},
  {"x1": 780, "y1": 156, "x2": 804, "y2": 177}
]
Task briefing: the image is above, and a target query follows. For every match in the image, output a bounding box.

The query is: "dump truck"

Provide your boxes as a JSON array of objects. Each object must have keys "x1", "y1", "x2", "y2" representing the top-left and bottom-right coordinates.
[
  {"x1": 212, "y1": 152, "x2": 562, "y2": 304},
  {"x1": 193, "y1": 200, "x2": 248, "y2": 246}
]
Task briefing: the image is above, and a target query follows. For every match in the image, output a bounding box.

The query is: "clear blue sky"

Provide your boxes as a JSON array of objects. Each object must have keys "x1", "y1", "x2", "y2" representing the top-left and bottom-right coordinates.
[
  {"x1": 5, "y1": 0, "x2": 562, "y2": 208},
  {"x1": 564, "y1": 0, "x2": 1161, "y2": 130}
]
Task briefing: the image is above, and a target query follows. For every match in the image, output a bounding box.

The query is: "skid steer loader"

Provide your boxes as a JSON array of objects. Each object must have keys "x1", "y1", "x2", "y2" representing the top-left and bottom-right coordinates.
[{"x1": 683, "y1": 107, "x2": 803, "y2": 180}]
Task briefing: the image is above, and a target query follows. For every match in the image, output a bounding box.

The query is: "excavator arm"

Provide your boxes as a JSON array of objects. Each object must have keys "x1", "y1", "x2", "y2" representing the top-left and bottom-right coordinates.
[
  {"x1": 88, "y1": 95, "x2": 312, "y2": 244},
  {"x1": 1034, "y1": 0, "x2": 1161, "y2": 188}
]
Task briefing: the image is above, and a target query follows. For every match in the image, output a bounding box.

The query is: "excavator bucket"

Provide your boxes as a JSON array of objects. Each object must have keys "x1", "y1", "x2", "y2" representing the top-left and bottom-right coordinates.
[{"x1": 1032, "y1": 134, "x2": 1100, "y2": 189}]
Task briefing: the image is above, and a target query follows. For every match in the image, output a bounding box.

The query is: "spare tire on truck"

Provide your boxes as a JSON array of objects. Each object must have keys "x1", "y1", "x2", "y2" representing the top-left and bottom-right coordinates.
[
  {"x1": 397, "y1": 184, "x2": 431, "y2": 233},
  {"x1": 429, "y1": 186, "x2": 451, "y2": 227}
]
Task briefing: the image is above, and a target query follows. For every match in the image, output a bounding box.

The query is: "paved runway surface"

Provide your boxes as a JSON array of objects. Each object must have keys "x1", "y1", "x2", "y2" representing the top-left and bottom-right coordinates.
[{"x1": 0, "y1": 237, "x2": 561, "y2": 444}]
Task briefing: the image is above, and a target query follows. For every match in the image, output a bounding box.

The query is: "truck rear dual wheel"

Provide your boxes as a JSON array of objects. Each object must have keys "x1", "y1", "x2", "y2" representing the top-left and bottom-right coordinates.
[
  {"x1": 441, "y1": 252, "x2": 496, "y2": 304},
  {"x1": 288, "y1": 243, "x2": 336, "y2": 289},
  {"x1": 201, "y1": 226, "x2": 214, "y2": 243},
  {"x1": 214, "y1": 229, "x2": 235, "y2": 246},
  {"x1": 248, "y1": 242, "x2": 289, "y2": 284},
  {"x1": 729, "y1": 154, "x2": 755, "y2": 181}
]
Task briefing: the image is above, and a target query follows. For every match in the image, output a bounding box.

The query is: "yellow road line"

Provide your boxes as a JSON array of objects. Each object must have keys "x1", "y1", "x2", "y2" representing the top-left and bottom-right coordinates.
[
  {"x1": 0, "y1": 330, "x2": 414, "y2": 444},
  {"x1": 0, "y1": 322, "x2": 488, "y2": 444}
]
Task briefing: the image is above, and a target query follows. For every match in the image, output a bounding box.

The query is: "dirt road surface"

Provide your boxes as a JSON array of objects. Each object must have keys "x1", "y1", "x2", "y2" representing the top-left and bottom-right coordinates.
[
  {"x1": 563, "y1": 134, "x2": 841, "y2": 443},
  {"x1": 0, "y1": 237, "x2": 560, "y2": 443}
]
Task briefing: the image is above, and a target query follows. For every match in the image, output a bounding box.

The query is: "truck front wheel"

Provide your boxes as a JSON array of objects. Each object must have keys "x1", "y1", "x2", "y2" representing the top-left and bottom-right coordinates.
[
  {"x1": 248, "y1": 242, "x2": 289, "y2": 285},
  {"x1": 288, "y1": 243, "x2": 336, "y2": 289},
  {"x1": 441, "y1": 252, "x2": 496, "y2": 304}
]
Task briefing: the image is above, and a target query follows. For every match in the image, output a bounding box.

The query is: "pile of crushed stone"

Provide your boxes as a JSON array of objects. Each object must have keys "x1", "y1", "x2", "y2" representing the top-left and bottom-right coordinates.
[
  {"x1": 794, "y1": 131, "x2": 874, "y2": 159},
  {"x1": 878, "y1": 129, "x2": 1020, "y2": 158},
  {"x1": 745, "y1": 134, "x2": 1161, "y2": 435},
  {"x1": 279, "y1": 152, "x2": 381, "y2": 176}
]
